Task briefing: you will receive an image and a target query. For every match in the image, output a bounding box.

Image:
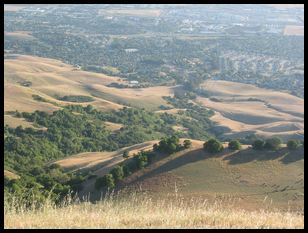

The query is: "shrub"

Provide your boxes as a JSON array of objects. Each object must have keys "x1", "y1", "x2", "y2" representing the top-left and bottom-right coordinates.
[
  {"x1": 95, "y1": 174, "x2": 115, "y2": 190},
  {"x1": 264, "y1": 137, "x2": 282, "y2": 151},
  {"x1": 287, "y1": 139, "x2": 300, "y2": 150},
  {"x1": 228, "y1": 140, "x2": 242, "y2": 150},
  {"x1": 110, "y1": 166, "x2": 124, "y2": 182},
  {"x1": 134, "y1": 152, "x2": 148, "y2": 169},
  {"x1": 123, "y1": 150, "x2": 129, "y2": 158},
  {"x1": 122, "y1": 164, "x2": 131, "y2": 177},
  {"x1": 203, "y1": 138, "x2": 224, "y2": 153},
  {"x1": 183, "y1": 139, "x2": 192, "y2": 149},
  {"x1": 252, "y1": 139, "x2": 265, "y2": 150}
]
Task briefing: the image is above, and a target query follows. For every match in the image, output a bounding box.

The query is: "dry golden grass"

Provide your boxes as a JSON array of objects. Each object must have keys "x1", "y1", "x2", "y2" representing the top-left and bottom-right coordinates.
[
  {"x1": 198, "y1": 80, "x2": 304, "y2": 139},
  {"x1": 104, "y1": 121, "x2": 123, "y2": 131},
  {"x1": 4, "y1": 192, "x2": 304, "y2": 229},
  {"x1": 4, "y1": 31, "x2": 36, "y2": 40},
  {"x1": 4, "y1": 54, "x2": 174, "y2": 112},
  {"x1": 53, "y1": 140, "x2": 159, "y2": 172},
  {"x1": 4, "y1": 115, "x2": 36, "y2": 129},
  {"x1": 4, "y1": 170, "x2": 20, "y2": 180}
]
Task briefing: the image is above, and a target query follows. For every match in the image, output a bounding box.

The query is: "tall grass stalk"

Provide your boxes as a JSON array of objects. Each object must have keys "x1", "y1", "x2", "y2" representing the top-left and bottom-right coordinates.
[{"x1": 4, "y1": 189, "x2": 304, "y2": 229}]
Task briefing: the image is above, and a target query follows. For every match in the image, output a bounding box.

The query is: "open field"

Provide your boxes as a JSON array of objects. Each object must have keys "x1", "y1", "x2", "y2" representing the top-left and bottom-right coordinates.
[
  {"x1": 99, "y1": 9, "x2": 162, "y2": 17},
  {"x1": 284, "y1": 26, "x2": 304, "y2": 36},
  {"x1": 197, "y1": 80, "x2": 304, "y2": 140},
  {"x1": 269, "y1": 4, "x2": 304, "y2": 9},
  {"x1": 4, "y1": 31, "x2": 36, "y2": 40},
  {"x1": 5, "y1": 114, "x2": 37, "y2": 129},
  {"x1": 4, "y1": 4, "x2": 28, "y2": 11},
  {"x1": 4, "y1": 192, "x2": 304, "y2": 229}
]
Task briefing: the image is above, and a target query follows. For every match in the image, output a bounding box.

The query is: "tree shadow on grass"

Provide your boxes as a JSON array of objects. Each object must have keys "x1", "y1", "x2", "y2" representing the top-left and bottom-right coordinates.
[
  {"x1": 133, "y1": 148, "x2": 223, "y2": 182},
  {"x1": 223, "y1": 147, "x2": 304, "y2": 165},
  {"x1": 280, "y1": 148, "x2": 304, "y2": 164}
]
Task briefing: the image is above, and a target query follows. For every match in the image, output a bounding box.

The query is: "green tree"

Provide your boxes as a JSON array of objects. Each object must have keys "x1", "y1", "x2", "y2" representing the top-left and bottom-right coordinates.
[
  {"x1": 287, "y1": 139, "x2": 300, "y2": 150},
  {"x1": 95, "y1": 174, "x2": 115, "y2": 190},
  {"x1": 123, "y1": 150, "x2": 129, "y2": 159},
  {"x1": 203, "y1": 138, "x2": 224, "y2": 153},
  {"x1": 183, "y1": 139, "x2": 192, "y2": 149},
  {"x1": 122, "y1": 164, "x2": 131, "y2": 177},
  {"x1": 228, "y1": 140, "x2": 242, "y2": 150},
  {"x1": 264, "y1": 137, "x2": 282, "y2": 151},
  {"x1": 252, "y1": 139, "x2": 265, "y2": 150},
  {"x1": 110, "y1": 165, "x2": 124, "y2": 182}
]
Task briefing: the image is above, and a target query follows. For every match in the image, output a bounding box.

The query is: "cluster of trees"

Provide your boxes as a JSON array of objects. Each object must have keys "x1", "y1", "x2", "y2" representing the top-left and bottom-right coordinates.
[
  {"x1": 203, "y1": 138, "x2": 224, "y2": 153},
  {"x1": 252, "y1": 137, "x2": 304, "y2": 151},
  {"x1": 6, "y1": 105, "x2": 198, "y2": 201},
  {"x1": 95, "y1": 136, "x2": 192, "y2": 190},
  {"x1": 203, "y1": 138, "x2": 242, "y2": 153},
  {"x1": 163, "y1": 96, "x2": 215, "y2": 140},
  {"x1": 56, "y1": 95, "x2": 94, "y2": 103},
  {"x1": 95, "y1": 150, "x2": 155, "y2": 190},
  {"x1": 153, "y1": 136, "x2": 182, "y2": 153},
  {"x1": 4, "y1": 163, "x2": 86, "y2": 205}
]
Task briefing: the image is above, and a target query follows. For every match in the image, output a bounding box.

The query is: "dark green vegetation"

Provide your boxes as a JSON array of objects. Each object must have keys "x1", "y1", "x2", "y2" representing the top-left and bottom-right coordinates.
[
  {"x1": 56, "y1": 95, "x2": 95, "y2": 103},
  {"x1": 264, "y1": 137, "x2": 283, "y2": 151},
  {"x1": 287, "y1": 139, "x2": 301, "y2": 150},
  {"x1": 203, "y1": 138, "x2": 224, "y2": 153},
  {"x1": 95, "y1": 174, "x2": 115, "y2": 190},
  {"x1": 252, "y1": 139, "x2": 266, "y2": 150},
  {"x1": 153, "y1": 136, "x2": 183, "y2": 154},
  {"x1": 95, "y1": 136, "x2": 186, "y2": 190},
  {"x1": 5, "y1": 104, "x2": 214, "y2": 202},
  {"x1": 251, "y1": 137, "x2": 285, "y2": 151},
  {"x1": 228, "y1": 140, "x2": 242, "y2": 150}
]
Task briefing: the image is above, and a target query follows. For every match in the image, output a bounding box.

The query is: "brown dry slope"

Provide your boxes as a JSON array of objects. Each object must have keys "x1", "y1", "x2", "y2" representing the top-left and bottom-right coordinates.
[
  {"x1": 4, "y1": 54, "x2": 174, "y2": 125},
  {"x1": 197, "y1": 80, "x2": 304, "y2": 140}
]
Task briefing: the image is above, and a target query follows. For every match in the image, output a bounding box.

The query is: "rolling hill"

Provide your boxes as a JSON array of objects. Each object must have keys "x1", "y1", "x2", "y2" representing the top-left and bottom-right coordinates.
[
  {"x1": 197, "y1": 80, "x2": 304, "y2": 141},
  {"x1": 53, "y1": 139, "x2": 304, "y2": 211}
]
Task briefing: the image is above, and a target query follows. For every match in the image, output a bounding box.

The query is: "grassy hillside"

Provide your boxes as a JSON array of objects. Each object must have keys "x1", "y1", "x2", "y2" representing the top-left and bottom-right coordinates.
[
  {"x1": 197, "y1": 80, "x2": 304, "y2": 141},
  {"x1": 119, "y1": 140, "x2": 304, "y2": 211},
  {"x1": 4, "y1": 54, "x2": 174, "y2": 120}
]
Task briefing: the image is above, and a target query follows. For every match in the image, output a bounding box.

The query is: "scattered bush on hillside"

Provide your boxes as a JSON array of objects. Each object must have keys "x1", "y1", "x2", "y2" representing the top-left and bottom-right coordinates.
[
  {"x1": 134, "y1": 151, "x2": 148, "y2": 169},
  {"x1": 155, "y1": 136, "x2": 182, "y2": 153},
  {"x1": 203, "y1": 138, "x2": 224, "y2": 153},
  {"x1": 264, "y1": 137, "x2": 282, "y2": 151},
  {"x1": 287, "y1": 139, "x2": 300, "y2": 150},
  {"x1": 228, "y1": 140, "x2": 242, "y2": 150},
  {"x1": 122, "y1": 164, "x2": 131, "y2": 177},
  {"x1": 252, "y1": 139, "x2": 265, "y2": 150},
  {"x1": 110, "y1": 165, "x2": 124, "y2": 182},
  {"x1": 95, "y1": 174, "x2": 115, "y2": 190},
  {"x1": 183, "y1": 139, "x2": 192, "y2": 149},
  {"x1": 123, "y1": 150, "x2": 129, "y2": 159},
  {"x1": 57, "y1": 95, "x2": 94, "y2": 103}
]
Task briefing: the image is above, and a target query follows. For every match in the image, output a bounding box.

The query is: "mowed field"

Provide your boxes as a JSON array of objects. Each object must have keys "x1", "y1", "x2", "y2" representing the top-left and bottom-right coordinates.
[
  {"x1": 196, "y1": 80, "x2": 304, "y2": 141},
  {"x1": 99, "y1": 9, "x2": 162, "y2": 17},
  {"x1": 121, "y1": 140, "x2": 304, "y2": 211},
  {"x1": 4, "y1": 54, "x2": 174, "y2": 127},
  {"x1": 284, "y1": 25, "x2": 304, "y2": 36}
]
